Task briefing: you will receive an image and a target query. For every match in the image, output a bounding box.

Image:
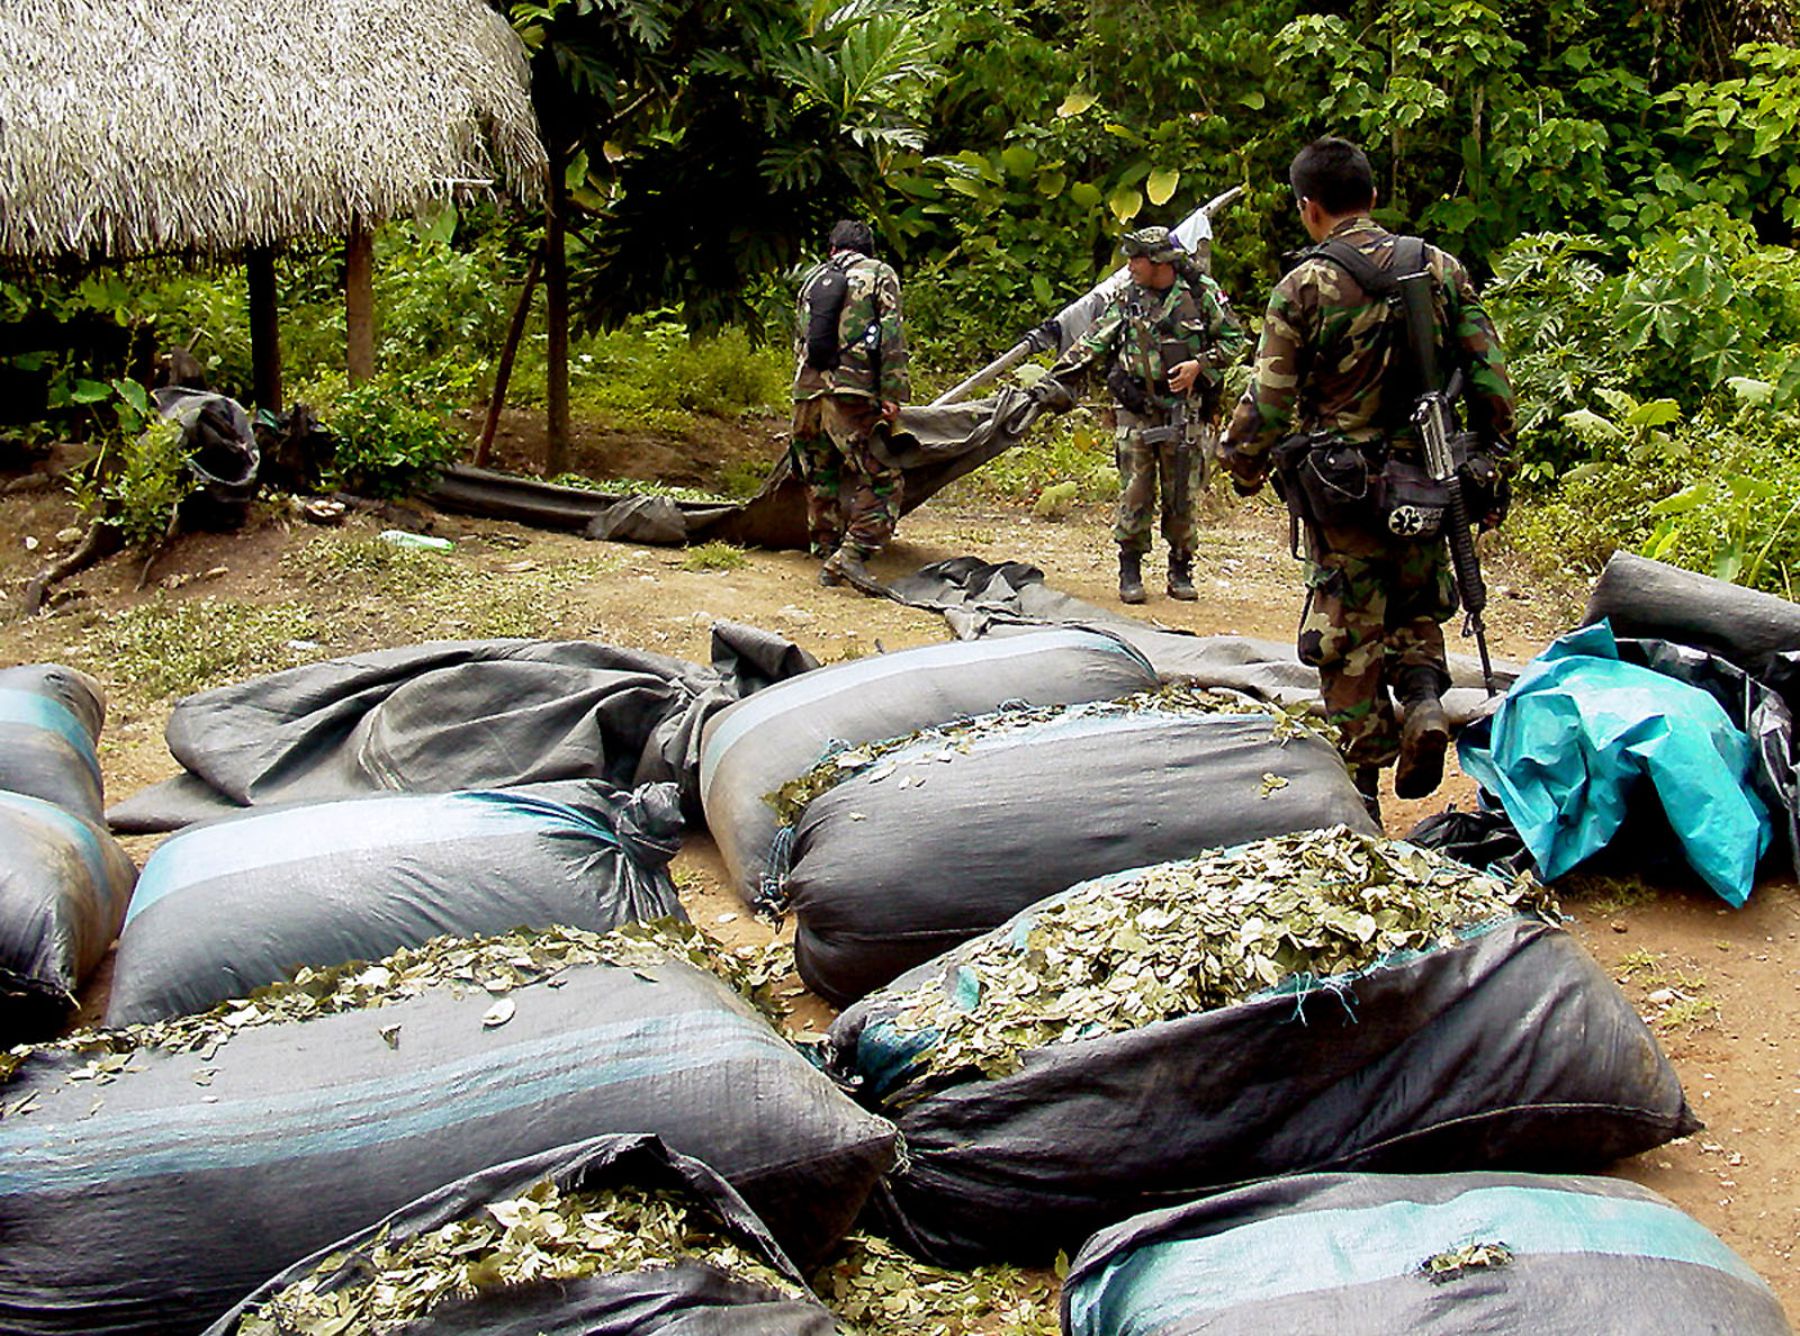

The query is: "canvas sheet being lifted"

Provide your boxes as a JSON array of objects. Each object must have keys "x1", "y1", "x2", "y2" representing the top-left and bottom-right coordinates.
[
  {"x1": 107, "y1": 623, "x2": 815, "y2": 834},
  {"x1": 428, "y1": 388, "x2": 1054, "y2": 550},
  {"x1": 886, "y1": 557, "x2": 1518, "y2": 726}
]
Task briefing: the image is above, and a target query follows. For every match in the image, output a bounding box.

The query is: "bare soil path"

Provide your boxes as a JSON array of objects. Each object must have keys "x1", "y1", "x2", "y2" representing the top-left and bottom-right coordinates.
[{"x1": 2, "y1": 444, "x2": 1794, "y2": 1322}]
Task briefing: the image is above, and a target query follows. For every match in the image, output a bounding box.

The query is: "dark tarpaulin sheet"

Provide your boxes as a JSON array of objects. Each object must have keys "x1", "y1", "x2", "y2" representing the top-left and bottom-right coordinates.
[
  {"x1": 884, "y1": 557, "x2": 1519, "y2": 726},
  {"x1": 427, "y1": 389, "x2": 1053, "y2": 549},
  {"x1": 1583, "y1": 550, "x2": 1800, "y2": 687},
  {"x1": 1062, "y1": 1172, "x2": 1791, "y2": 1336},
  {"x1": 107, "y1": 622, "x2": 815, "y2": 834},
  {"x1": 206, "y1": 1135, "x2": 839, "y2": 1336}
]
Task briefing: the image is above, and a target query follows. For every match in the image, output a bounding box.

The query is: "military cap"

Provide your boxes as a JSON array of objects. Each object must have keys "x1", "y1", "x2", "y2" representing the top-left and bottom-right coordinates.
[{"x1": 1120, "y1": 226, "x2": 1184, "y2": 262}]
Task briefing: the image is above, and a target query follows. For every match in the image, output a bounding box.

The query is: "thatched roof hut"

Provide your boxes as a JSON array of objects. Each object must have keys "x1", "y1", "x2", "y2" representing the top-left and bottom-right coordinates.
[
  {"x1": 0, "y1": 0, "x2": 547, "y2": 405},
  {"x1": 0, "y1": 0, "x2": 544, "y2": 261}
]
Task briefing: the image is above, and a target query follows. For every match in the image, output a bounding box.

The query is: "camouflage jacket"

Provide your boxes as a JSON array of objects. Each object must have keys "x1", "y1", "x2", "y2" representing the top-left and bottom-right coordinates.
[
  {"x1": 1052, "y1": 268, "x2": 1246, "y2": 410},
  {"x1": 1219, "y1": 216, "x2": 1515, "y2": 480},
  {"x1": 791, "y1": 253, "x2": 910, "y2": 405}
]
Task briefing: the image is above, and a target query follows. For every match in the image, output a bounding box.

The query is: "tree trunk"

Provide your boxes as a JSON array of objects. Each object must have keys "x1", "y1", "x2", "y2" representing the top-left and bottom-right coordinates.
[
  {"x1": 476, "y1": 249, "x2": 543, "y2": 468},
  {"x1": 247, "y1": 246, "x2": 283, "y2": 413},
  {"x1": 544, "y1": 139, "x2": 572, "y2": 478},
  {"x1": 345, "y1": 219, "x2": 375, "y2": 386}
]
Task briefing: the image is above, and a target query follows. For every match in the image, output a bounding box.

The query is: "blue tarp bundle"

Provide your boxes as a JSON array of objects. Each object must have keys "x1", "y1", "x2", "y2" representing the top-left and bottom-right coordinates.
[{"x1": 1458, "y1": 621, "x2": 1771, "y2": 906}]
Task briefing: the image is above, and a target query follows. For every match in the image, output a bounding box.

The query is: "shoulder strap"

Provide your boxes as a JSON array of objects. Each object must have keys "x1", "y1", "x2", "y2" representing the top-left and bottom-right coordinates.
[{"x1": 1307, "y1": 234, "x2": 1428, "y2": 297}]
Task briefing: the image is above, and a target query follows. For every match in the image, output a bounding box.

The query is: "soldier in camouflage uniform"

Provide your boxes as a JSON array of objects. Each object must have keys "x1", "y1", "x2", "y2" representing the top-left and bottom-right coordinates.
[
  {"x1": 1046, "y1": 226, "x2": 1245, "y2": 603},
  {"x1": 789, "y1": 219, "x2": 911, "y2": 590},
  {"x1": 1218, "y1": 138, "x2": 1515, "y2": 818}
]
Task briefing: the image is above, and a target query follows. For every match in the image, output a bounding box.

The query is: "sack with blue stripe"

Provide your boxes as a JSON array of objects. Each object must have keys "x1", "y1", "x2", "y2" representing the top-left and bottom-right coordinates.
[
  {"x1": 103, "y1": 779, "x2": 684, "y2": 1027},
  {"x1": 0, "y1": 947, "x2": 895, "y2": 1334},
  {"x1": 1063, "y1": 1171, "x2": 1791, "y2": 1335},
  {"x1": 0, "y1": 792, "x2": 136, "y2": 1040},
  {"x1": 775, "y1": 692, "x2": 1375, "y2": 1006},
  {"x1": 207, "y1": 1133, "x2": 840, "y2": 1335},
  {"x1": 0, "y1": 664, "x2": 106, "y2": 823},
  {"x1": 699, "y1": 629, "x2": 1160, "y2": 906},
  {"x1": 826, "y1": 832, "x2": 1695, "y2": 1268}
]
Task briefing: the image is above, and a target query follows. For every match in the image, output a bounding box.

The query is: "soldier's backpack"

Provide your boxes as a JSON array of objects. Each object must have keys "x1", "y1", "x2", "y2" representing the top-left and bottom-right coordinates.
[{"x1": 802, "y1": 258, "x2": 853, "y2": 371}]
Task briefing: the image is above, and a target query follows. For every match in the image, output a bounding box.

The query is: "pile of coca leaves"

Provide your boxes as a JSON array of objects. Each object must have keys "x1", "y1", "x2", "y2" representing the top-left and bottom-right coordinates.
[
  {"x1": 0, "y1": 921, "x2": 795, "y2": 1099},
  {"x1": 812, "y1": 1233, "x2": 1059, "y2": 1335},
  {"x1": 238, "y1": 1178, "x2": 802, "y2": 1334},
  {"x1": 766, "y1": 685, "x2": 1333, "y2": 827},
  {"x1": 875, "y1": 826, "x2": 1558, "y2": 1087}
]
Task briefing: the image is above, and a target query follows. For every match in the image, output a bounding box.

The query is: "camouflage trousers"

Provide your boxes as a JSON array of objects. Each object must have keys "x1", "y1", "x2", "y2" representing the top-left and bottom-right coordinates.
[
  {"x1": 790, "y1": 395, "x2": 903, "y2": 558},
  {"x1": 1112, "y1": 407, "x2": 1209, "y2": 557},
  {"x1": 1297, "y1": 523, "x2": 1457, "y2": 770}
]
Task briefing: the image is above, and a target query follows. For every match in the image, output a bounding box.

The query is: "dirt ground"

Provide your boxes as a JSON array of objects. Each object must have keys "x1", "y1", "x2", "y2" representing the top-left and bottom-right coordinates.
[{"x1": 1, "y1": 431, "x2": 1796, "y2": 1322}]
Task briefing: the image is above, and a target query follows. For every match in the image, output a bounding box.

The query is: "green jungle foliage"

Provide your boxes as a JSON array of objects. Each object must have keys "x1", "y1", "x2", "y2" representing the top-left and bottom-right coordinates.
[{"x1": 5, "y1": 0, "x2": 1800, "y2": 587}]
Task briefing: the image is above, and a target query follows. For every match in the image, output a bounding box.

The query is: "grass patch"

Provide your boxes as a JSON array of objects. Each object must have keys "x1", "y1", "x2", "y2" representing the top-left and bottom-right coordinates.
[
  {"x1": 285, "y1": 533, "x2": 618, "y2": 643},
  {"x1": 83, "y1": 596, "x2": 318, "y2": 700},
  {"x1": 286, "y1": 535, "x2": 462, "y2": 598},
  {"x1": 1613, "y1": 949, "x2": 1719, "y2": 1032},
  {"x1": 1556, "y1": 871, "x2": 1660, "y2": 917},
  {"x1": 681, "y1": 541, "x2": 749, "y2": 572}
]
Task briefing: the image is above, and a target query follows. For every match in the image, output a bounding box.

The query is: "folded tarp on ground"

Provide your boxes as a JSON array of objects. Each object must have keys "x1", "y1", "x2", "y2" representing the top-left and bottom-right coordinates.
[
  {"x1": 0, "y1": 664, "x2": 106, "y2": 823},
  {"x1": 103, "y1": 780, "x2": 684, "y2": 1027},
  {"x1": 207, "y1": 1135, "x2": 839, "y2": 1336},
  {"x1": 886, "y1": 557, "x2": 1517, "y2": 724},
  {"x1": 1063, "y1": 1172, "x2": 1791, "y2": 1336},
  {"x1": 0, "y1": 953, "x2": 894, "y2": 1333},
  {"x1": 428, "y1": 388, "x2": 1053, "y2": 549},
  {"x1": 1459, "y1": 621, "x2": 1774, "y2": 905},
  {"x1": 107, "y1": 623, "x2": 814, "y2": 834}
]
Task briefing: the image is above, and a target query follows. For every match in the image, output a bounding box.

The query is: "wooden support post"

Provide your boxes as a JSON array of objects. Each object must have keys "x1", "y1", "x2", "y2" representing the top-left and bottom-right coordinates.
[
  {"x1": 247, "y1": 245, "x2": 283, "y2": 413},
  {"x1": 544, "y1": 138, "x2": 571, "y2": 478},
  {"x1": 345, "y1": 219, "x2": 375, "y2": 385},
  {"x1": 475, "y1": 249, "x2": 543, "y2": 468}
]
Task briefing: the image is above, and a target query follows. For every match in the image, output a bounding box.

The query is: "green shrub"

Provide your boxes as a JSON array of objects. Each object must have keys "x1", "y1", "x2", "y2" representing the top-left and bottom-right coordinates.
[{"x1": 315, "y1": 363, "x2": 473, "y2": 498}]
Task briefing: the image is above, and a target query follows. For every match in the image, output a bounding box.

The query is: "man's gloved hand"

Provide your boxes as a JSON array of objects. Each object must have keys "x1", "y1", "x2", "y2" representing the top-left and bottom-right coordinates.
[
  {"x1": 1458, "y1": 453, "x2": 1510, "y2": 530},
  {"x1": 1029, "y1": 376, "x2": 1077, "y2": 413},
  {"x1": 1021, "y1": 319, "x2": 1062, "y2": 355}
]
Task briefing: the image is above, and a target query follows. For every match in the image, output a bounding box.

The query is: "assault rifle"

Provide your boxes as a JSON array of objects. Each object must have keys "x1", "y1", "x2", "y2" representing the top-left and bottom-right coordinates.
[{"x1": 1398, "y1": 269, "x2": 1497, "y2": 697}]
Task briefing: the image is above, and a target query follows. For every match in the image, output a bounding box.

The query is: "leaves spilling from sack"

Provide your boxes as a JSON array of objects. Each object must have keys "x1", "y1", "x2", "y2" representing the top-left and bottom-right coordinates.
[
  {"x1": 814, "y1": 1233, "x2": 1059, "y2": 1336},
  {"x1": 766, "y1": 685, "x2": 1334, "y2": 828},
  {"x1": 873, "y1": 826, "x2": 1557, "y2": 1090},
  {"x1": 239, "y1": 1177, "x2": 801, "y2": 1335},
  {"x1": 0, "y1": 921, "x2": 795, "y2": 1099}
]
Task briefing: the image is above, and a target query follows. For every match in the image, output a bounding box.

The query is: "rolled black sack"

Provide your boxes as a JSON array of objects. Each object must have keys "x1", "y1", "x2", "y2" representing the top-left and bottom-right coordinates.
[
  {"x1": 103, "y1": 779, "x2": 685, "y2": 1027},
  {"x1": 0, "y1": 948, "x2": 895, "y2": 1334},
  {"x1": 206, "y1": 1134, "x2": 841, "y2": 1336},
  {"x1": 1062, "y1": 1172, "x2": 1791, "y2": 1336},
  {"x1": 0, "y1": 792, "x2": 136, "y2": 1042},
  {"x1": 827, "y1": 831, "x2": 1697, "y2": 1268},
  {"x1": 0, "y1": 664, "x2": 106, "y2": 823},
  {"x1": 777, "y1": 694, "x2": 1376, "y2": 1005}
]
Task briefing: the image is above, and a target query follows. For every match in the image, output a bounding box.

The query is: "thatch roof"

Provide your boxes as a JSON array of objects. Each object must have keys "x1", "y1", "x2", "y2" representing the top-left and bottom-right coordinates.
[{"x1": 0, "y1": 0, "x2": 547, "y2": 262}]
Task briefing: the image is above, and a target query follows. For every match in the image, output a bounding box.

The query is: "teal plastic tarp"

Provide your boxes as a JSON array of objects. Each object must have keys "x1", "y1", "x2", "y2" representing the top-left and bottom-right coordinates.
[{"x1": 1458, "y1": 621, "x2": 1770, "y2": 906}]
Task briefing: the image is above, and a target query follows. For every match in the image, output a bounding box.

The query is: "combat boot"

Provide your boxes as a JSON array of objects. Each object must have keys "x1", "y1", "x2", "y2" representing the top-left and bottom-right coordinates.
[
  {"x1": 1118, "y1": 550, "x2": 1146, "y2": 605},
  {"x1": 1167, "y1": 552, "x2": 1197, "y2": 601},
  {"x1": 819, "y1": 546, "x2": 871, "y2": 589},
  {"x1": 1353, "y1": 765, "x2": 1383, "y2": 827},
  {"x1": 1394, "y1": 667, "x2": 1451, "y2": 800}
]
